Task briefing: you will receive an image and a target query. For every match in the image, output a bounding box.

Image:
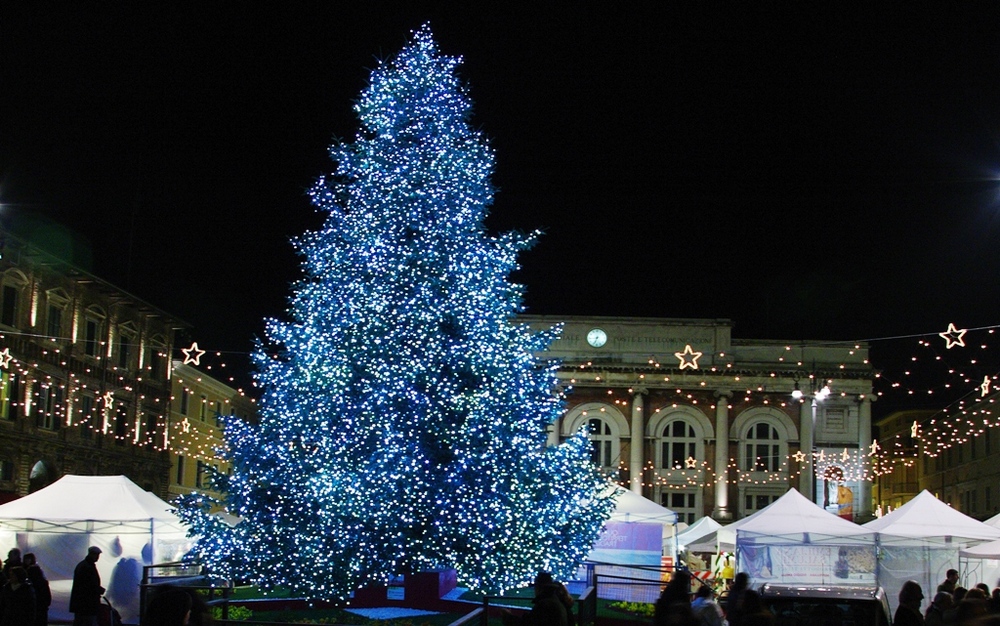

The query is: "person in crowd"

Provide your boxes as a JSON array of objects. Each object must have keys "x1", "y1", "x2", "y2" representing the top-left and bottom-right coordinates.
[
  {"x1": 69, "y1": 546, "x2": 105, "y2": 626},
  {"x1": 895, "y1": 580, "x2": 926, "y2": 626},
  {"x1": 955, "y1": 593, "x2": 990, "y2": 624},
  {"x1": 500, "y1": 571, "x2": 568, "y2": 626},
  {"x1": 990, "y1": 588, "x2": 1000, "y2": 614},
  {"x1": 691, "y1": 584, "x2": 724, "y2": 626},
  {"x1": 978, "y1": 584, "x2": 992, "y2": 597},
  {"x1": 939, "y1": 569, "x2": 959, "y2": 594},
  {"x1": 144, "y1": 586, "x2": 194, "y2": 626},
  {"x1": 925, "y1": 591, "x2": 953, "y2": 626},
  {"x1": 0, "y1": 565, "x2": 36, "y2": 626},
  {"x1": 22, "y1": 553, "x2": 50, "y2": 626},
  {"x1": 1, "y1": 549, "x2": 20, "y2": 580},
  {"x1": 725, "y1": 572, "x2": 750, "y2": 626},
  {"x1": 738, "y1": 590, "x2": 774, "y2": 626},
  {"x1": 654, "y1": 569, "x2": 693, "y2": 626},
  {"x1": 947, "y1": 587, "x2": 970, "y2": 623},
  {"x1": 547, "y1": 574, "x2": 576, "y2": 626}
]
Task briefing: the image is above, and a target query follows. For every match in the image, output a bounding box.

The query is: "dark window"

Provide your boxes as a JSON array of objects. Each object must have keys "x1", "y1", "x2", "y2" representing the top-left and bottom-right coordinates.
[
  {"x1": 0, "y1": 371, "x2": 20, "y2": 421},
  {"x1": 1, "y1": 286, "x2": 17, "y2": 327},
  {"x1": 36, "y1": 385, "x2": 62, "y2": 430},
  {"x1": 117, "y1": 335, "x2": 132, "y2": 369},
  {"x1": 177, "y1": 456, "x2": 185, "y2": 484},
  {"x1": 85, "y1": 319, "x2": 100, "y2": 357},
  {"x1": 79, "y1": 394, "x2": 94, "y2": 439},
  {"x1": 0, "y1": 460, "x2": 12, "y2": 481},
  {"x1": 46, "y1": 305, "x2": 62, "y2": 339},
  {"x1": 180, "y1": 391, "x2": 189, "y2": 416},
  {"x1": 115, "y1": 408, "x2": 127, "y2": 446}
]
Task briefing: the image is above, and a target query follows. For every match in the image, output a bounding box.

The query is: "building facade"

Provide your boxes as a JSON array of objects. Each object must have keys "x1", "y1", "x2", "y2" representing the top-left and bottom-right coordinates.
[
  {"x1": 524, "y1": 316, "x2": 876, "y2": 523},
  {"x1": 0, "y1": 231, "x2": 183, "y2": 501},
  {"x1": 876, "y1": 401, "x2": 1000, "y2": 520},
  {"x1": 168, "y1": 360, "x2": 256, "y2": 506}
]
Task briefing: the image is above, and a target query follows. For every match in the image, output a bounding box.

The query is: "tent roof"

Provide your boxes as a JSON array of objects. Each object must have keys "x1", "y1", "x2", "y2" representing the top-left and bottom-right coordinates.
[
  {"x1": 863, "y1": 490, "x2": 1000, "y2": 541},
  {"x1": 609, "y1": 488, "x2": 678, "y2": 525},
  {"x1": 0, "y1": 475, "x2": 186, "y2": 533},
  {"x1": 984, "y1": 510, "x2": 1000, "y2": 530},
  {"x1": 960, "y1": 538, "x2": 1000, "y2": 558},
  {"x1": 677, "y1": 516, "x2": 723, "y2": 548},
  {"x1": 733, "y1": 488, "x2": 871, "y2": 538}
]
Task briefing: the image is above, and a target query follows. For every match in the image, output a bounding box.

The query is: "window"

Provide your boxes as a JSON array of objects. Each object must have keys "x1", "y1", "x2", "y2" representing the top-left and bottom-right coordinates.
[
  {"x1": 44, "y1": 289, "x2": 69, "y2": 340},
  {"x1": 0, "y1": 460, "x2": 12, "y2": 482},
  {"x1": 1, "y1": 287, "x2": 18, "y2": 327},
  {"x1": 744, "y1": 422, "x2": 780, "y2": 472},
  {"x1": 587, "y1": 417, "x2": 615, "y2": 469},
  {"x1": 144, "y1": 411, "x2": 157, "y2": 449},
  {"x1": 35, "y1": 384, "x2": 63, "y2": 430},
  {"x1": 659, "y1": 419, "x2": 697, "y2": 470},
  {"x1": 114, "y1": 406, "x2": 128, "y2": 446},
  {"x1": 744, "y1": 492, "x2": 780, "y2": 515},
  {"x1": 177, "y1": 455, "x2": 186, "y2": 484},
  {"x1": 200, "y1": 395, "x2": 208, "y2": 422},
  {"x1": 144, "y1": 335, "x2": 167, "y2": 379},
  {"x1": 179, "y1": 390, "x2": 189, "y2": 416},
  {"x1": 79, "y1": 394, "x2": 94, "y2": 439},
  {"x1": 116, "y1": 323, "x2": 137, "y2": 370},
  {"x1": 0, "y1": 370, "x2": 21, "y2": 421},
  {"x1": 82, "y1": 306, "x2": 106, "y2": 358},
  {"x1": 662, "y1": 490, "x2": 698, "y2": 525}
]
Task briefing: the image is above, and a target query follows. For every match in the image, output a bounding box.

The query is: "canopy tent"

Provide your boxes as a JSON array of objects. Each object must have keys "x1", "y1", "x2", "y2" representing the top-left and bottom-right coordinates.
[
  {"x1": 676, "y1": 516, "x2": 723, "y2": 551},
  {"x1": 0, "y1": 475, "x2": 192, "y2": 624},
  {"x1": 863, "y1": 490, "x2": 1000, "y2": 612},
  {"x1": 958, "y1": 537, "x2": 1000, "y2": 590},
  {"x1": 732, "y1": 489, "x2": 877, "y2": 586},
  {"x1": 984, "y1": 510, "x2": 1000, "y2": 530},
  {"x1": 586, "y1": 487, "x2": 680, "y2": 604}
]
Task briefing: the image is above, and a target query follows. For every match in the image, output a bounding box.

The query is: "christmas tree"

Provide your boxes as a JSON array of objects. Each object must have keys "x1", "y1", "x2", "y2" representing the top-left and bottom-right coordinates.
[{"x1": 178, "y1": 24, "x2": 615, "y2": 598}]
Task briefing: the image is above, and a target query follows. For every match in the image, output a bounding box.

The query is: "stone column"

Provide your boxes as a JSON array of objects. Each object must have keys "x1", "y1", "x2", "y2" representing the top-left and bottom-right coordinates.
[
  {"x1": 713, "y1": 390, "x2": 732, "y2": 520},
  {"x1": 630, "y1": 389, "x2": 646, "y2": 495},
  {"x1": 858, "y1": 395, "x2": 873, "y2": 520},
  {"x1": 799, "y1": 399, "x2": 814, "y2": 501}
]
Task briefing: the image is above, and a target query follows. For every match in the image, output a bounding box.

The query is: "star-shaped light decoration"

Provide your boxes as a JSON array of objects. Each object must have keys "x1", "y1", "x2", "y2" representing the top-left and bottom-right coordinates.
[
  {"x1": 939, "y1": 322, "x2": 967, "y2": 349},
  {"x1": 674, "y1": 344, "x2": 703, "y2": 370},
  {"x1": 841, "y1": 448, "x2": 850, "y2": 462},
  {"x1": 182, "y1": 342, "x2": 206, "y2": 366},
  {"x1": 0, "y1": 347, "x2": 11, "y2": 369},
  {"x1": 982, "y1": 376, "x2": 992, "y2": 398},
  {"x1": 793, "y1": 450, "x2": 807, "y2": 463},
  {"x1": 103, "y1": 391, "x2": 115, "y2": 409},
  {"x1": 685, "y1": 456, "x2": 698, "y2": 469},
  {"x1": 869, "y1": 440, "x2": 880, "y2": 455},
  {"x1": 180, "y1": 418, "x2": 191, "y2": 433},
  {"x1": 817, "y1": 450, "x2": 826, "y2": 462},
  {"x1": 911, "y1": 421, "x2": 920, "y2": 438}
]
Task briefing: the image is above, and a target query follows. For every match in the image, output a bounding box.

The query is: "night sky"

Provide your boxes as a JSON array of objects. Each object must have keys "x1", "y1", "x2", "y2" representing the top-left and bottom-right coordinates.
[{"x1": 4, "y1": 5, "x2": 1000, "y2": 406}]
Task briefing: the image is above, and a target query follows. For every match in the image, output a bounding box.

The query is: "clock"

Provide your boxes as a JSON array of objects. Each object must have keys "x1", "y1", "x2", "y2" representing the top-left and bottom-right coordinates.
[{"x1": 586, "y1": 328, "x2": 607, "y2": 348}]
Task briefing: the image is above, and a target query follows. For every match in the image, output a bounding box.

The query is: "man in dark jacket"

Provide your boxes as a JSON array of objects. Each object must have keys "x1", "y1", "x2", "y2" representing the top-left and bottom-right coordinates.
[
  {"x1": 69, "y1": 546, "x2": 105, "y2": 626},
  {"x1": 501, "y1": 572, "x2": 568, "y2": 626}
]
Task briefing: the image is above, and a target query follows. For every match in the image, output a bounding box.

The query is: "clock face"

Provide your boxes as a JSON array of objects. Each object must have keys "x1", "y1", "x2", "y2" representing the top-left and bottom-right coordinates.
[{"x1": 587, "y1": 328, "x2": 607, "y2": 348}]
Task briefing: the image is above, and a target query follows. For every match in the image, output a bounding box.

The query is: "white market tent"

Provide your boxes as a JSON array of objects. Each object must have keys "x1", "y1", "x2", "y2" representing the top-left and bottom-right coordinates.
[
  {"x1": 732, "y1": 489, "x2": 877, "y2": 586},
  {"x1": 676, "y1": 516, "x2": 723, "y2": 551},
  {"x1": 864, "y1": 489, "x2": 1000, "y2": 611},
  {"x1": 587, "y1": 487, "x2": 680, "y2": 604},
  {"x1": 0, "y1": 475, "x2": 192, "y2": 624}
]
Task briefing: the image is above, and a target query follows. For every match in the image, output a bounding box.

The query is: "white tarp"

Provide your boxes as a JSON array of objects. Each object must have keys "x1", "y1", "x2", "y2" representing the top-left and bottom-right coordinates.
[
  {"x1": 0, "y1": 475, "x2": 192, "y2": 624},
  {"x1": 676, "y1": 516, "x2": 723, "y2": 551},
  {"x1": 864, "y1": 490, "x2": 1000, "y2": 613},
  {"x1": 734, "y1": 489, "x2": 876, "y2": 586}
]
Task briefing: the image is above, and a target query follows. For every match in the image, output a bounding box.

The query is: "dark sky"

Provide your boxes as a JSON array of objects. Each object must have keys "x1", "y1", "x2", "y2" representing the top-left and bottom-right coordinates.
[{"x1": 4, "y1": 5, "x2": 1000, "y2": 403}]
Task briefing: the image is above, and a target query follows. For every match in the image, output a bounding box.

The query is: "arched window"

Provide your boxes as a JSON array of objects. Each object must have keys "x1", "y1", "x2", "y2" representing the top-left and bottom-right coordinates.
[
  {"x1": 744, "y1": 421, "x2": 780, "y2": 472},
  {"x1": 660, "y1": 419, "x2": 697, "y2": 470},
  {"x1": 587, "y1": 417, "x2": 615, "y2": 470},
  {"x1": 0, "y1": 270, "x2": 28, "y2": 328}
]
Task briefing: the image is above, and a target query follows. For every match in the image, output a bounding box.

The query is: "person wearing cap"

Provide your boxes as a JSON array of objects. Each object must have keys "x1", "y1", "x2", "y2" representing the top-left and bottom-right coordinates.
[
  {"x1": 500, "y1": 571, "x2": 568, "y2": 626},
  {"x1": 69, "y1": 546, "x2": 105, "y2": 626}
]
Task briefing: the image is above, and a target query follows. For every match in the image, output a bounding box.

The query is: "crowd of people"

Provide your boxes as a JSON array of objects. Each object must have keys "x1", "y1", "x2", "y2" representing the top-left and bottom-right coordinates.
[
  {"x1": 896, "y1": 569, "x2": 1000, "y2": 626},
  {"x1": 654, "y1": 571, "x2": 773, "y2": 626},
  {"x1": 0, "y1": 547, "x2": 51, "y2": 626}
]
